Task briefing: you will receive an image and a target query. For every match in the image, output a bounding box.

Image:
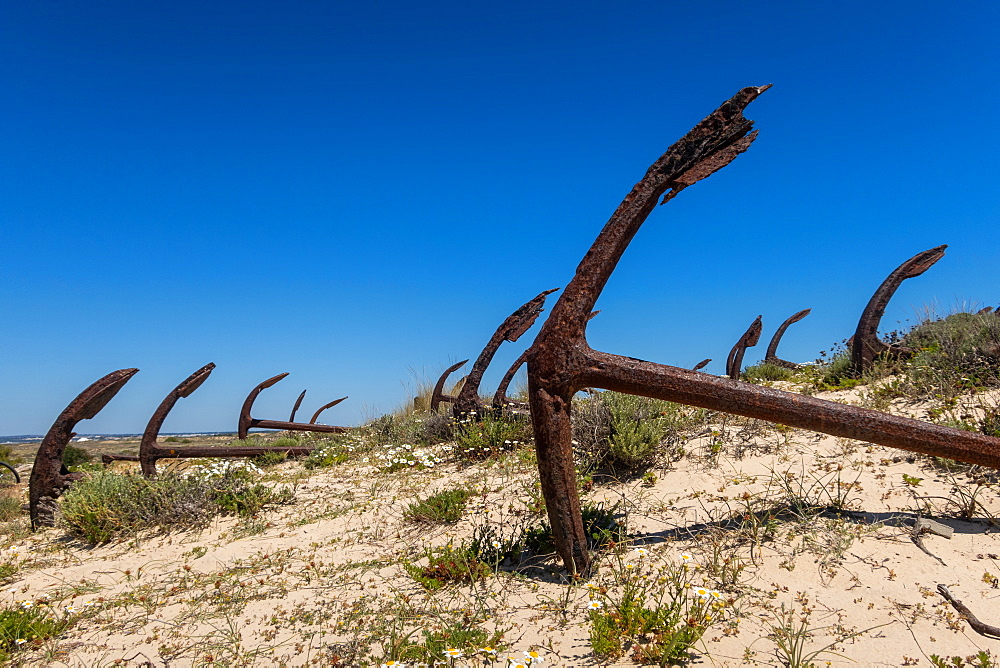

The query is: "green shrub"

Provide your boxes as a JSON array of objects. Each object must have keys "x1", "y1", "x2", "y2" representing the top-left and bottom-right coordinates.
[
  {"x1": 162, "y1": 436, "x2": 192, "y2": 444},
  {"x1": 405, "y1": 543, "x2": 491, "y2": 590},
  {"x1": 302, "y1": 438, "x2": 353, "y2": 469},
  {"x1": 572, "y1": 391, "x2": 705, "y2": 473},
  {"x1": 523, "y1": 501, "x2": 626, "y2": 554},
  {"x1": 403, "y1": 488, "x2": 472, "y2": 524},
  {"x1": 0, "y1": 445, "x2": 23, "y2": 468},
  {"x1": 0, "y1": 603, "x2": 69, "y2": 662},
  {"x1": 454, "y1": 410, "x2": 532, "y2": 461},
  {"x1": 743, "y1": 362, "x2": 795, "y2": 383},
  {"x1": 62, "y1": 444, "x2": 94, "y2": 469},
  {"x1": 59, "y1": 467, "x2": 293, "y2": 544},
  {"x1": 588, "y1": 552, "x2": 730, "y2": 664}
]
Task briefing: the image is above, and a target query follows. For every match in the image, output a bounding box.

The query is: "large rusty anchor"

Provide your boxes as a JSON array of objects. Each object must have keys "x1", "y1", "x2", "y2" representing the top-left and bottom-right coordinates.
[
  {"x1": 850, "y1": 245, "x2": 946, "y2": 376},
  {"x1": 725, "y1": 316, "x2": 763, "y2": 380},
  {"x1": 431, "y1": 288, "x2": 558, "y2": 415},
  {"x1": 524, "y1": 85, "x2": 1000, "y2": 576},
  {"x1": 764, "y1": 308, "x2": 812, "y2": 369},
  {"x1": 30, "y1": 368, "x2": 139, "y2": 528}
]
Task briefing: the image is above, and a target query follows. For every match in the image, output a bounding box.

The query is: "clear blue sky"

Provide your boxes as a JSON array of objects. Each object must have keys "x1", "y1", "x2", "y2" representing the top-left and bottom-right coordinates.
[{"x1": 2, "y1": 1, "x2": 998, "y2": 435}]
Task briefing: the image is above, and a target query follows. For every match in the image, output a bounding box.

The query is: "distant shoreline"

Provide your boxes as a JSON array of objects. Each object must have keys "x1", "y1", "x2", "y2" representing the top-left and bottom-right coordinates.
[{"x1": 0, "y1": 431, "x2": 243, "y2": 445}]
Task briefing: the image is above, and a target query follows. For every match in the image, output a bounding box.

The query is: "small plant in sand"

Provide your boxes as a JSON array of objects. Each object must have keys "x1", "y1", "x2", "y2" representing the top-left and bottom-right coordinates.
[
  {"x1": 405, "y1": 542, "x2": 492, "y2": 591},
  {"x1": 930, "y1": 650, "x2": 997, "y2": 668},
  {"x1": 404, "y1": 488, "x2": 473, "y2": 524},
  {"x1": 0, "y1": 601, "x2": 72, "y2": 663},
  {"x1": 586, "y1": 549, "x2": 734, "y2": 665}
]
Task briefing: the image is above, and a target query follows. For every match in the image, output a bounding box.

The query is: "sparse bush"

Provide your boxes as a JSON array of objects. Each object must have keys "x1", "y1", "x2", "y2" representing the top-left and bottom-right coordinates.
[
  {"x1": 454, "y1": 409, "x2": 532, "y2": 461},
  {"x1": 0, "y1": 603, "x2": 69, "y2": 662},
  {"x1": 588, "y1": 549, "x2": 732, "y2": 664},
  {"x1": 0, "y1": 445, "x2": 23, "y2": 468},
  {"x1": 899, "y1": 311, "x2": 1000, "y2": 399},
  {"x1": 403, "y1": 488, "x2": 472, "y2": 524},
  {"x1": 62, "y1": 444, "x2": 94, "y2": 469},
  {"x1": 302, "y1": 436, "x2": 358, "y2": 469},
  {"x1": 0, "y1": 497, "x2": 21, "y2": 523},
  {"x1": 743, "y1": 362, "x2": 795, "y2": 383},
  {"x1": 405, "y1": 542, "x2": 491, "y2": 590},
  {"x1": 60, "y1": 467, "x2": 293, "y2": 544},
  {"x1": 523, "y1": 500, "x2": 626, "y2": 553},
  {"x1": 572, "y1": 391, "x2": 705, "y2": 473}
]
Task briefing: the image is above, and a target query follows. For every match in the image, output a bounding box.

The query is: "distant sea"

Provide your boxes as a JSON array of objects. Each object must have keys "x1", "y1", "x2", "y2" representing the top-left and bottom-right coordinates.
[{"x1": 0, "y1": 432, "x2": 238, "y2": 445}]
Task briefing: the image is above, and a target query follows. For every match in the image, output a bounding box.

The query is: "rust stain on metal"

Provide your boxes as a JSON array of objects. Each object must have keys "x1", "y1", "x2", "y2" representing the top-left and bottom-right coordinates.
[
  {"x1": 725, "y1": 316, "x2": 762, "y2": 380},
  {"x1": 30, "y1": 368, "x2": 139, "y2": 528},
  {"x1": 289, "y1": 390, "x2": 307, "y2": 423},
  {"x1": 523, "y1": 85, "x2": 1000, "y2": 577},
  {"x1": 238, "y1": 373, "x2": 349, "y2": 439},
  {"x1": 764, "y1": 308, "x2": 811, "y2": 369},
  {"x1": 309, "y1": 396, "x2": 348, "y2": 424},
  {"x1": 850, "y1": 245, "x2": 946, "y2": 376}
]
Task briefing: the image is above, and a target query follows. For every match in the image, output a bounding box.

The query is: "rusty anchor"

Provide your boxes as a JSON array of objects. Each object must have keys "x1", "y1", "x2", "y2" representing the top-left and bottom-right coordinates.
[
  {"x1": 30, "y1": 368, "x2": 139, "y2": 528},
  {"x1": 764, "y1": 308, "x2": 812, "y2": 369},
  {"x1": 431, "y1": 288, "x2": 559, "y2": 415},
  {"x1": 238, "y1": 373, "x2": 349, "y2": 440},
  {"x1": 691, "y1": 359, "x2": 712, "y2": 372},
  {"x1": 725, "y1": 316, "x2": 763, "y2": 380},
  {"x1": 493, "y1": 351, "x2": 528, "y2": 410},
  {"x1": 309, "y1": 396, "x2": 348, "y2": 424},
  {"x1": 289, "y1": 390, "x2": 307, "y2": 423},
  {"x1": 850, "y1": 245, "x2": 946, "y2": 376},
  {"x1": 524, "y1": 85, "x2": 1000, "y2": 576}
]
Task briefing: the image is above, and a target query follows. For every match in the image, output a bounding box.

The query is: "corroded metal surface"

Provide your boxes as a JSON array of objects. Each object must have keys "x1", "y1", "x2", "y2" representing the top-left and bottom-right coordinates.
[
  {"x1": 238, "y1": 373, "x2": 348, "y2": 439},
  {"x1": 850, "y1": 245, "x2": 946, "y2": 376},
  {"x1": 309, "y1": 396, "x2": 348, "y2": 424},
  {"x1": 523, "y1": 85, "x2": 1000, "y2": 576},
  {"x1": 691, "y1": 358, "x2": 712, "y2": 372},
  {"x1": 30, "y1": 368, "x2": 139, "y2": 528},
  {"x1": 764, "y1": 308, "x2": 811, "y2": 369},
  {"x1": 725, "y1": 316, "x2": 763, "y2": 380},
  {"x1": 289, "y1": 390, "x2": 307, "y2": 423}
]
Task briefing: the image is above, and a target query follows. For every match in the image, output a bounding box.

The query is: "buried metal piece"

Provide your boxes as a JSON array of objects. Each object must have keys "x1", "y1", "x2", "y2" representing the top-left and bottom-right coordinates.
[
  {"x1": 310, "y1": 396, "x2": 348, "y2": 424},
  {"x1": 238, "y1": 373, "x2": 349, "y2": 439},
  {"x1": 524, "y1": 85, "x2": 1000, "y2": 577},
  {"x1": 289, "y1": 390, "x2": 307, "y2": 423},
  {"x1": 850, "y1": 245, "x2": 946, "y2": 376},
  {"x1": 30, "y1": 368, "x2": 139, "y2": 529},
  {"x1": 691, "y1": 359, "x2": 712, "y2": 372},
  {"x1": 725, "y1": 316, "x2": 763, "y2": 380},
  {"x1": 432, "y1": 288, "x2": 559, "y2": 416},
  {"x1": 764, "y1": 308, "x2": 812, "y2": 369}
]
